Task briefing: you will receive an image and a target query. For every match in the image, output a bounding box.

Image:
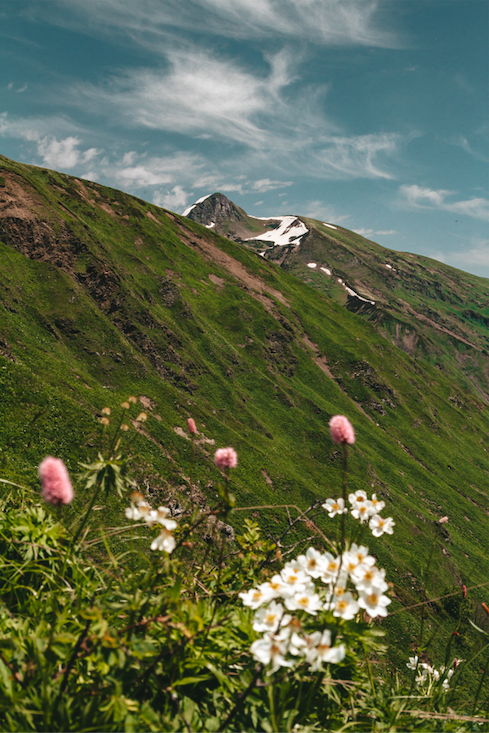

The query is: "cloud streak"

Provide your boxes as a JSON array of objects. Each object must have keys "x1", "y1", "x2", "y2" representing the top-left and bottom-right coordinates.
[
  {"x1": 400, "y1": 184, "x2": 489, "y2": 222},
  {"x1": 34, "y1": 0, "x2": 398, "y2": 49}
]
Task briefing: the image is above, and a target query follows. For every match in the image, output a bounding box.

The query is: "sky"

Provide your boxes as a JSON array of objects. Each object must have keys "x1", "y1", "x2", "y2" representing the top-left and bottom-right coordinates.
[{"x1": 0, "y1": 0, "x2": 488, "y2": 276}]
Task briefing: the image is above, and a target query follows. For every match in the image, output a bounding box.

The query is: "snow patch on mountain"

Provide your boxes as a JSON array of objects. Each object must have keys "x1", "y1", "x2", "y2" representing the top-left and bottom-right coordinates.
[
  {"x1": 182, "y1": 194, "x2": 213, "y2": 217},
  {"x1": 323, "y1": 223, "x2": 337, "y2": 230},
  {"x1": 246, "y1": 216, "x2": 308, "y2": 247},
  {"x1": 320, "y1": 267, "x2": 331, "y2": 275},
  {"x1": 307, "y1": 262, "x2": 317, "y2": 268}
]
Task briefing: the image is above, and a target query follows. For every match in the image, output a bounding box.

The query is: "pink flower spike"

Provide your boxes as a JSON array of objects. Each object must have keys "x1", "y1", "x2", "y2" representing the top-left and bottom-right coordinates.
[
  {"x1": 214, "y1": 447, "x2": 238, "y2": 470},
  {"x1": 38, "y1": 457, "x2": 74, "y2": 505},
  {"x1": 329, "y1": 415, "x2": 355, "y2": 446},
  {"x1": 462, "y1": 585, "x2": 467, "y2": 599},
  {"x1": 187, "y1": 417, "x2": 197, "y2": 435}
]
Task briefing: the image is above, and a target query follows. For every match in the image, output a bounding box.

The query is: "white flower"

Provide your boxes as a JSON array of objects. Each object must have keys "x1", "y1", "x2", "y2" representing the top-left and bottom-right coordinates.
[
  {"x1": 150, "y1": 528, "x2": 175, "y2": 553},
  {"x1": 279, "y1": 564, "x2": 311, "y2": 597},
  {"x1": 348, "y1": 490, "x2": 368, "y2": 506},
  {"x1": 322, "y1": 497, "x2": 347, "y2": 518},
  {"x1": 357, "y1": 586, "x2": 391, "y2": 617},
  {"x1": 369, "y1": 493, "x2": 385, "y2": 514},
  {"x1": 351, "y1": 501, "x2": 373, "y2": 523},
  {"x1": 285, "y1": 588, "x2": 323, "y2": 615},
  {"x1": 296, "y1": 547, "x2": 328, "y2": 579},
  {"x1": 239, "y1": 587, "x2": 270, "y2": 610},
  {"x1": 145, "y1": 506, "x2": 177, "y2": 531},
  {"x1": 250, "y1": 632, "x2": 294, "y2": 674},
  {"x1": 306, "y1": 630, "x2": 346, "y2": 670},
  {"x1": 369, "y1": 514, "x2": 395, "y2": 537},
  {"x1": 320, "y1": 553, "x2": 342, "y2": 584},
  {"x1": 406, "y1": 655, "x2": 418, "y2": 670},
  {"x1": 253, "y1": 602, "x2": 291, "y2": 633},
  {"x1": 326, "y1": 591, "x2": 360, "y2": 620},
  {"x1": 125, "y1": 500, "x2": 151, "y2": 521},
  {"x1": 348, "y1": 544, "x2": 376, "y2": 567},
  {"x1": 351, "y1": 564, "x2": 388, "y2": 593},
  {"x1": 258, "y1": 575, "x2": 288, "y2": 600}
]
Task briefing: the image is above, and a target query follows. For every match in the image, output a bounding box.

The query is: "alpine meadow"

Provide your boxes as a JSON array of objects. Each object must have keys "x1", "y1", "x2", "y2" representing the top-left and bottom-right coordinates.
[{"x1": 1, "y1": 154, "x2": 489, "y2": 731}]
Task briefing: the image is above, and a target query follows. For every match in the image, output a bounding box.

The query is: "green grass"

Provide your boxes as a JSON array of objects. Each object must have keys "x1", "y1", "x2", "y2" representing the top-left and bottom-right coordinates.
[{"x1": 1, "y1": 154, "x2": 489, "y2": 696}]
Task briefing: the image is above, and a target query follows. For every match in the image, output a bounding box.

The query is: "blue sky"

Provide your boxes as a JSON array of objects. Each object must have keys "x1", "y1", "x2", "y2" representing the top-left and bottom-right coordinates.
[{"x1": 1, "y1": 0, "x2": 488, "y2": 276}]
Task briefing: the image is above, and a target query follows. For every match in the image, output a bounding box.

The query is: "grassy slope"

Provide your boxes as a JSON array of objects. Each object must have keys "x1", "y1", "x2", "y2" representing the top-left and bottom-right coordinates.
[{"x1": 1, "y1": 155, "x2": 489, "y2": 683}]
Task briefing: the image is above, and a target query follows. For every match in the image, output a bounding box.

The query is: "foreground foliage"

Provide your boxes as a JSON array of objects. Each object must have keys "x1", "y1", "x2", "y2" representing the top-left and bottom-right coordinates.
[{"x1": 0, "y1": 408, "x2": 488, "y2": 732}]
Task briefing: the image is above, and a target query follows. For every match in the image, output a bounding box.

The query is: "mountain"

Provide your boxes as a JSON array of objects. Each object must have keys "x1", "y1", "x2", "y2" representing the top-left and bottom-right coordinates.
[
  {"x1": 186, "y1": 193, "x2": 489, "y2": 403},
  {"x1": 1, "y1": 154, "x2": 489, "y2": 670}
]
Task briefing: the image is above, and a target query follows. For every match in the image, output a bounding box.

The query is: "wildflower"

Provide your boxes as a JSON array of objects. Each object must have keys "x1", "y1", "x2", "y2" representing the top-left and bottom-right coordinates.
[
  {"x1": 326, "y1": 591, "x2": 360, "y2": 620},
  {"x1": 306, "y1": 630, "x2": 346, "y2": 670},
  {"x1": 357, "y1": 586, "x2": 391, "y2": 617},
  {"x1": 258, "y1": 575, "x2": 288, "y2": 600},
  {"x1": 296, "y1": 547, "x2": 328, "y2": 578},
  {"x1": 121, "y1": 401, "x2": 130, "y2": 409},
  {"x1": 351, "y1": 501, "x2": 372, "y2": 523},
  {"x1": 121, "y1": 423, "x2": 130, "y2": 432},
  {"x1": 348, "y1": 543, "x2": 375, "y2": 567},
  {"x1": 250, "y1": 631, "x2": 294, "y2": 674},
  {"x1": 406, "y1": 656, "x2": 419, "y2": 670},
  {"x1": 329, "y1": 415, "x2": 355, "y2": 445},
  {"x1": 482, "y1": 602, "x2": 489, "y2": 617},
  {"x1": 38, "y1": 457, "x2": 75, "y2": 505},
  {"x1": 352, "y1": 564, "x2": 388, "y2": 593},
  {"x1": 187, "y1": 417, "x2": 197, "y2": 434},
  {"x1": 462, "y1": 584, "x2": 467, "y2": 599},
  {"x1": 439, "y1": 516, "x2": 449, "y2": 524},
  {"x1": 100, "y1": 416, "x2": 110, "y2": 426},
  {"x1": 101, "y1": 407, "x2": 111, "y2": 416},
  {"x1": 151, "y1": 528, "x2": 176, "y2": 553},
  {"x1": 320, "y1": 552, "x2": 342, "y2": 584},
  {"x1": 125, "y1": 498, "x2": 151, "y2": 521},
  {"x1": 322, "y1": 497, "x2": 347, "y2": 518},
  {"x1": 279, "y1": 564, "x2": 311, "y2": 597},
  {"x1": 214, "y1": 447, "x2": 238, "y2": 470},
  {"x1": 348, "y1": 489, "x2": 368, "y2": 506},
  {"x1": 370, "y1": 493, "x2": 385, "y2": 514},
  {"x1": 285, "y1": 588, "x2": 323, "y2": 615},
  {"x1": 369, "y1": 514, "x2": 395, "y2": 537},
  {"x1": 135, "y1": 412, "x2": 148, "y2": 422},
  {"x1": 239, "y1": 587, "x2": 270, "y2": 610},
  {"x1": 146, "y1": 506, "x2": 177, "y2": 531},
  {"x1": 253, "y1": 602, "x2": 291, "y2": 633},
  {"x1": 128, "y1": 395, "x2": 138, "y2": 404}
]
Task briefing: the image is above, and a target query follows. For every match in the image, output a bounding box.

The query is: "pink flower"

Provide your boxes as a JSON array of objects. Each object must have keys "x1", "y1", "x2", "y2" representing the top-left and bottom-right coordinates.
[
  {"x1": 462, "y1": 585, "x2": 467, "y2": 599},
  {"x1": 214, "y1": 447, "x2": 238, "y2": 470},
  {"x1": 329, "y1": 415, "x2": 355, "y2": 446},
  {"x1": 187, "y1": 417, "x2": 197, "y2": 435},
  {"x1": 38, "y1": 457, "x2": 75, "y2": 505}
]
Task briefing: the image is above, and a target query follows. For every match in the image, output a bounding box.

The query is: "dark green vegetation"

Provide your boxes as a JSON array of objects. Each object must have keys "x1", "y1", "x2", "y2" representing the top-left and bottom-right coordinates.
[{"x1": 1, "y1": 155, "x2": 489, "y2": 696}]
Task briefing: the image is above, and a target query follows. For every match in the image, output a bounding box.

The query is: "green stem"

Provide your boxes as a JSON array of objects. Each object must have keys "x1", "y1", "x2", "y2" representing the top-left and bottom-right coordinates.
[
  {"x1": 341, "y1": 445, "x2": 348, "y2": 556},
  {"x1": 473, "y1": 645, "x2": 489, "y2": 715},
  {"x1": 268, "y1": 682, "x2": 279, "y2": 733}
]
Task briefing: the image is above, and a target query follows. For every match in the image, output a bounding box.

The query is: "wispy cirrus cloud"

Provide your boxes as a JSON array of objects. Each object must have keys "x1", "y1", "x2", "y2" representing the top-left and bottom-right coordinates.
[
  {"x1": 31, "y1": 0, "x2": 398, "y2": 49},
  {"x1": 400, "y1": 184, "x2": 489, "y2": 222},
  {"x1": 68, "y1": 49, "x2": 404, "y2": 181}
]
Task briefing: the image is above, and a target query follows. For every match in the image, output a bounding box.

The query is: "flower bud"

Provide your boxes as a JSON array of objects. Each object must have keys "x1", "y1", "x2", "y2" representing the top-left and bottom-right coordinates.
[{"x1": 329, "y1": 415, "x2": 355, "y2": 445}]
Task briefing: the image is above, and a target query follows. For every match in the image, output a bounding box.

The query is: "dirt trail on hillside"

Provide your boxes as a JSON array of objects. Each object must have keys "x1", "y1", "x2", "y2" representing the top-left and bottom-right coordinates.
[{"x1": 171, "y1": 217, "x2": 290, "y2": 314}]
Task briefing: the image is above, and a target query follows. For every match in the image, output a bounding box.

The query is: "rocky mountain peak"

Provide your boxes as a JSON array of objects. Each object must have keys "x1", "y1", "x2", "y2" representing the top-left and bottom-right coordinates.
[{"x1": 184, "y1": 193, "x2": 247, "y2": 226}]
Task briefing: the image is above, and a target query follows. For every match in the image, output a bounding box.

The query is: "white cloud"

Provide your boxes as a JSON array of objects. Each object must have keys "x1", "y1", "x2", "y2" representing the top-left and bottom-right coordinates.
[
  {"x1": 304, "y1": 200, "x2": 349, "y2": 221},
  {"x1": 153, "y1": 185, "x2": 190, "y2": 212},
  {"x1": 400, "y1": 184, "x2": 489, "y2": 222},
  {"x1": 68, "y1": 50, "x2": 403, "y2": 180},
  {"x1": 112, "y1": 151, "x2": 205, "y2": 189},
  {"x1": 354, "y1": 227, "x2": 396, "y2": 236},
  {"x1": 37, "y1": 136, "x2": 82, "y2": 168},
  {"x1": 72, "y1": 49, "x2": 297, "y2": 150},
  {"x1": 316, "y1": 133, "x2": 400, "y2": 179},
  {"x1": 434, "y1": 239, "x2": 489, "y2": 269},
  {"x1": 252, "y1": 179, "x2": 293, "y2": 192},
  {"x1": 37, "y1": 0, "x2": 398, "y2": 49}
]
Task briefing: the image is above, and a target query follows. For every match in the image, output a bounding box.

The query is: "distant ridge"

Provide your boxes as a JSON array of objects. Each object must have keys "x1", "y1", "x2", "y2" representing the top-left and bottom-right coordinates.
[{"x1": 186, "y1": 192, "x2": 489, "y2": 401}]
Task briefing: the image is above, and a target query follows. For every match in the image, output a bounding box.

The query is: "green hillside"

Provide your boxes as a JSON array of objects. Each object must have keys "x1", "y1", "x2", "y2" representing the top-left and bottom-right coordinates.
[{"x1": 1, "y1": 154, "x2": 488, "y2": 679}]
